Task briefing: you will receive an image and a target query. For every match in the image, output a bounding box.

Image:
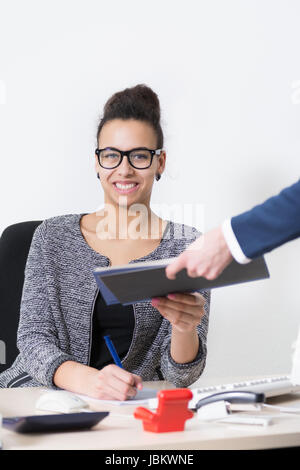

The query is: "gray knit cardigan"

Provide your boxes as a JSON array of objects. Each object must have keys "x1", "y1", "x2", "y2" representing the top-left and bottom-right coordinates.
[{"x1": 0, "y1": 213, "x2": 210, "y2": 389}]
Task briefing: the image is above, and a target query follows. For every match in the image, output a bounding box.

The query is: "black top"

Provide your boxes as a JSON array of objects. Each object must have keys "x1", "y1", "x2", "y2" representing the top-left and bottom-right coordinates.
[{"x1": 89, "y1": 290, "x2": 135, "y2": 370}]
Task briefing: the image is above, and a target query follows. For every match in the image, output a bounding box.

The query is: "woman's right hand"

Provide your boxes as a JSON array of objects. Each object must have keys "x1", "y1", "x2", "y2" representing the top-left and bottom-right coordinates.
[
  {"x1": 54, "y1": 361, "x2": 142, "y2": 401},
  {"x1": 86, "y1": 364, "x2": 143, "y2": 400}
]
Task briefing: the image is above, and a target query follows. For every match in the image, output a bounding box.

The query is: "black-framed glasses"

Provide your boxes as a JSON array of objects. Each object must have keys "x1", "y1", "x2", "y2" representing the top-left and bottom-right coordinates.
[{"x1": 95, "y1": 147, "x2": 163, "y2": 169}]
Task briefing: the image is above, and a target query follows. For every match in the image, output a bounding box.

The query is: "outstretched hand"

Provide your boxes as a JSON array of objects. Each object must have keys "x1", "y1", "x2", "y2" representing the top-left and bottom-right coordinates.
[
  {"x1": 165, "y1": 226, "x2": 233, "y2": 281},
  {"x1": 151, "y1": 291, "x2": 206, "y2": 333}
]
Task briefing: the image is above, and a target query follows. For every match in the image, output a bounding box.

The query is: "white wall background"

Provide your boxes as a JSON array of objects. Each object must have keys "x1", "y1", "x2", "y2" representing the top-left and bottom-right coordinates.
[{"x1": 0, "y1": 0, "x2": 299, "y2": 384}]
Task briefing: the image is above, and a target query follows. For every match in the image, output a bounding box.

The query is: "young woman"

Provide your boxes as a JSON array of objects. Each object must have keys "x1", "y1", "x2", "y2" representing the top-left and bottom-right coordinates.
[{"x1": 0, "y1": 84, "x2": 210, "y2": 400}]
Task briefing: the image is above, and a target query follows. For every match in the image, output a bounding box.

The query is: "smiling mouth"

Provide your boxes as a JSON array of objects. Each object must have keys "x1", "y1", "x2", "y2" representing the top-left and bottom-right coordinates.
[{"x1": 113, "y1": 182, "x2": 139, "y2": 193}]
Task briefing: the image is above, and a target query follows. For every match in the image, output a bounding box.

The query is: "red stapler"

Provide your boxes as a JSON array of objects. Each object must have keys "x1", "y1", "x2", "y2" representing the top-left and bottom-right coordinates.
[{"x1": 134, "y1": 388, "x2": 193, "y2": 433}]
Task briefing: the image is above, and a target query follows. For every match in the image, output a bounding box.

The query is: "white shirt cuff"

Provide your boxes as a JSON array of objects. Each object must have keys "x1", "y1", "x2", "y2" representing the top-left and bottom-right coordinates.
[{"x1": 222, "y1": 219, "x2": 252, "y2": 264}]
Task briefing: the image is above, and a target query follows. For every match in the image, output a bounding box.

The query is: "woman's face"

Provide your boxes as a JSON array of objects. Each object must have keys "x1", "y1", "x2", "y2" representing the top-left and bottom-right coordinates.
[{"x1": 95, "y1": 119, "x2": 165, "y2": 208}]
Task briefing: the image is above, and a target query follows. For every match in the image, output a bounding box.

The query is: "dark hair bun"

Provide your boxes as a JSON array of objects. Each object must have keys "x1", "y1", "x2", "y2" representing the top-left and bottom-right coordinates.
[{"x1": 97, "y1": 84, "x2": 163, "y2": 147}]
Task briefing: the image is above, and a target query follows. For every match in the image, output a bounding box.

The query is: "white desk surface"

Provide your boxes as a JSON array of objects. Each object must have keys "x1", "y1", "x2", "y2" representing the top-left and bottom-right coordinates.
[{"x1": 1, "y1": 377, "x2": 300, "y2": 450}]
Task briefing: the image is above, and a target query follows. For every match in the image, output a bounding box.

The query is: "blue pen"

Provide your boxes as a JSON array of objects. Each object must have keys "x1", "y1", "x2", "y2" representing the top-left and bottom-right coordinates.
[{"x1": 103, "y1": 335, "x2": 123, "y2": 369}]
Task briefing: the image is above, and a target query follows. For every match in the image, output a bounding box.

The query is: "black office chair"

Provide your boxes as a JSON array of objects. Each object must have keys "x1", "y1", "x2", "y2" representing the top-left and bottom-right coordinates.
[{"x1": 0, "y1": 221, "x2": 43, "y2": 373}]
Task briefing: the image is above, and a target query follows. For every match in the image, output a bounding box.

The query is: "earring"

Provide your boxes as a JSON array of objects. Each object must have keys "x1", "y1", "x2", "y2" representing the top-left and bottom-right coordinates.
[
  {"x1": 156, "y1": 173, "x2": 161, "y2": 181},
  {"x1": 97, "y1": 173, "x2": 100, "y2": 180}
]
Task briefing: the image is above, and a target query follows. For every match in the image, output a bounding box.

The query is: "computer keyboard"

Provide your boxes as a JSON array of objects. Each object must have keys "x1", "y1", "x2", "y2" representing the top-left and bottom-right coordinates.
[{"x1": 188, "y1": 374, "x2": 300, "y2": 409}]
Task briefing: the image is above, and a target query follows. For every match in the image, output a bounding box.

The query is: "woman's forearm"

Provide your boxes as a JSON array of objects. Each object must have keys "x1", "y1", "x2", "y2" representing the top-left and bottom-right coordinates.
[
  {"x1": 53, "y1": 360, "x2": 98, "y2": 394},
  {"x1": 170, "y1": 327, "x2": 199, "y2": 364},
  {"x1": 53, "y1": 361, "x2": 143, "y2": 400}
]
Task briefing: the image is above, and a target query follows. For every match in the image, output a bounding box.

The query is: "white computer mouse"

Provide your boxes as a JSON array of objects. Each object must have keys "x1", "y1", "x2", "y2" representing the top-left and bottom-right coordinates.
[{"x1": 35, "y1": 390, "x2": 90, "y2": 413}]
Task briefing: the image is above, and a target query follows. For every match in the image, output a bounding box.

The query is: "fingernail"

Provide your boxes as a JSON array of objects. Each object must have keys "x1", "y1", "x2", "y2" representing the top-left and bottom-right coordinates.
[
  {"x1": 167, "y1": 294, "x2": 176, "y2": 299},
  {"x1": 167, "y1": 273, "x2": 175, "y2": 280},
  {"x1": 152, "y1": 298, "x2": 159, "y2": 305}
]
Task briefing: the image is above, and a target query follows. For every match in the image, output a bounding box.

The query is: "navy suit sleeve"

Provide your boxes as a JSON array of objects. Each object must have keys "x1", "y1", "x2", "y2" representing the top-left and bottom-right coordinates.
[{"x1": 231, "y1": 180, "x2": 300, "y2": 259}]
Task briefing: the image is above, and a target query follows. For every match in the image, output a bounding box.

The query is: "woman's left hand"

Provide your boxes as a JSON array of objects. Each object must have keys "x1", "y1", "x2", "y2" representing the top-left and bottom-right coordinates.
[{"x1": 151, "y1": 292, "x2": 206, "y2": 333}]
